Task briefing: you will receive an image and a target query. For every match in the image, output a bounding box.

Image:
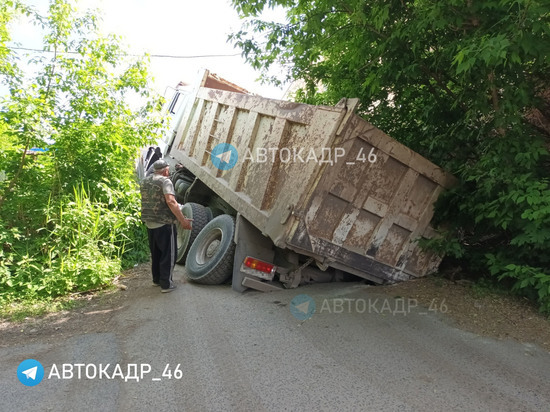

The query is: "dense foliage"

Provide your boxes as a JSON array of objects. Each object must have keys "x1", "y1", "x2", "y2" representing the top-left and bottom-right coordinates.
[
  {"x1": 0, "y1": 0, "x2": 163, "y2": 308},
  {"x1": 230, "y1": 0, "x2": 550, "y2": 312}
]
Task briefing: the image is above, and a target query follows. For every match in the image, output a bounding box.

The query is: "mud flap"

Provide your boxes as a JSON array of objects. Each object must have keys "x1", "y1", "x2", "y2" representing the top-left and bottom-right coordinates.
[{"x1": 232, "y1": 214, "x2": 279, "y2": 292}]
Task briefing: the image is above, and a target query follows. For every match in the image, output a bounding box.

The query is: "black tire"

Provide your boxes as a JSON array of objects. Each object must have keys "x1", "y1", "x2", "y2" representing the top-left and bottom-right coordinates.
[
  {"x1": 175, "y1": 180, "x2": 185, "y2": 193},
  {"x1": 205, "y1": 207, "x2": 213, "y2": 221},
  {"x1": 176, "y1": 181, "x2": 191, "y2": 196},
  {"x1": 185, "y1": 214, "x2": 236, "y2": 285},
  {"x1": 176, "y1": 203, "x2": 211, "y2": 264},
  {"x1": 172, "y1": 171, "x2": 194, "y2": 201}
]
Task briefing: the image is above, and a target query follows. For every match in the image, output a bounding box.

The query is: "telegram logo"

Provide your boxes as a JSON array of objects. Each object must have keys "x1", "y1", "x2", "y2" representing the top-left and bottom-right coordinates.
[
  {"x1": 17, "y1": 359, "x2": 45, "y2": 387},
  {"x1": 290, "y1": 294, "x2": 316, "y2": 320},
  {"x1": 211, "y1": 143, "x2": 238, "y2": 170}
]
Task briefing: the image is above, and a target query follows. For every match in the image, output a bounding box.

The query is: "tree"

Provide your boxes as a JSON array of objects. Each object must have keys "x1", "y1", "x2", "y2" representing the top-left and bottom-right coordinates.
[
  {"x1": 0, "y1": 0, "x2": 162, "y2": 306},
  {"x1": 230, "y1": 0, "x2": 550, "y2": 311}
]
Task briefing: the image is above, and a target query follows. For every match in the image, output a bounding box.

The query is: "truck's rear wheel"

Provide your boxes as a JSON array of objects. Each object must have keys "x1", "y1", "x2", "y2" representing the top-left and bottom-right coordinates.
[
  {"x1": 176, "y1": 203, "x2": 211, "y2": 264},
  {"x1": 185, "y1": 214, "x2": 235, "y2": 285}
]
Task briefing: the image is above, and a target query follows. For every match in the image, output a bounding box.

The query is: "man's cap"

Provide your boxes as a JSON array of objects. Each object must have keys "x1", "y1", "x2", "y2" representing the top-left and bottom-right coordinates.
[{"x1": 152, "y1": 159, "x2": 169, "y2": 171}]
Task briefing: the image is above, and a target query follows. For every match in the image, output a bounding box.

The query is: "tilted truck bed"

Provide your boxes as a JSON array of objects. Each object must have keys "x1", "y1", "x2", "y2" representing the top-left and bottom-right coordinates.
[{"x1": 169, "y1": 86, "x2": 455, "y2": 284}]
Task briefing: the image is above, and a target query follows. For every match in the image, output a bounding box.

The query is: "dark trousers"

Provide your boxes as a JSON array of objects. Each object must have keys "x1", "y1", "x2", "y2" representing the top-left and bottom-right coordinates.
[{"x1": 147, "y1": 224, "x2": 177, "y2": 289}]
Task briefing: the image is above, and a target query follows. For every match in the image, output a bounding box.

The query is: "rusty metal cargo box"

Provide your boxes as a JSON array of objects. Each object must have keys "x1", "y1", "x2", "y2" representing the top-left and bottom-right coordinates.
[{"x1": 169, "y1": 85, "x2": 455, "y2": 284}]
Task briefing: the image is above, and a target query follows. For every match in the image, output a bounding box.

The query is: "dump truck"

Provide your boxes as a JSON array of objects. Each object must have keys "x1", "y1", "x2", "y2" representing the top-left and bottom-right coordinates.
[{"x1": 138, "y1": 69, "x2": 456, "y2": 292}]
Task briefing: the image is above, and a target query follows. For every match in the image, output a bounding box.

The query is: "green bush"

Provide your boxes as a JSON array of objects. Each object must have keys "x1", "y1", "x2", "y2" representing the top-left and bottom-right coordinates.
[
  {"x1": 0, "y1": 184, "x2": 149, "y2": 306},
  {"x1": 0, "y1": 0, "x2": 161, "y2": 311},
  {"x1": 229, "y1": 0, "x2": 550, "y2": 313}
]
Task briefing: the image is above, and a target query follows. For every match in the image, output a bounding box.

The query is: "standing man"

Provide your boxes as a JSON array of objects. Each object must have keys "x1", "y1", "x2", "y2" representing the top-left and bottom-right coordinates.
[{"x1": 140, "y1": 159, "x2": 192, "y2": 293}]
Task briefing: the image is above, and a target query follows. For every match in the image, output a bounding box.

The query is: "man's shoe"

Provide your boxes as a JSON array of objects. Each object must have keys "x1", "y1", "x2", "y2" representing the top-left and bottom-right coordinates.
[
  {"x1": 161, "y1": 284, "x2": 177, "y2": 293},
  {"x1": 152, "y1": 282, "x2": 161, "y2": 287}
]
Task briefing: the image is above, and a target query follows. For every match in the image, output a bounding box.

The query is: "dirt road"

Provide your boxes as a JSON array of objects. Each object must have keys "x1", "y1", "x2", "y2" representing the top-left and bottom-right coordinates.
[{"x1": 1, "y1": 266, "x2": 550, "y2": 411}]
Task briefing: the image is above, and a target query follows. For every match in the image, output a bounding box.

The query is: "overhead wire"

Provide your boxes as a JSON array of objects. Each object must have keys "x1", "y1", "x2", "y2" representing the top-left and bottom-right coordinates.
[{"x1": 8, "y1": 46, "x2": 242, "y2": 59}]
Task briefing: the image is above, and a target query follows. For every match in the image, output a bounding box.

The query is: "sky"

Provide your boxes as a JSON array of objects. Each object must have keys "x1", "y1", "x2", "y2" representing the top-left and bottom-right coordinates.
[{"x1": 8, "y1": 0, "x2": 288, "y2": 100}]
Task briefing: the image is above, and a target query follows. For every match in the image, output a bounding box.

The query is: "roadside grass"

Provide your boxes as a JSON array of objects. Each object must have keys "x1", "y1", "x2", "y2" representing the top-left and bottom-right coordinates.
[
  {"x1": 470, "y1": 277, "x2": 510, "y2": 298},
  {"x1": 0, "y1": 284, "x2": 118, "y2": 322}
]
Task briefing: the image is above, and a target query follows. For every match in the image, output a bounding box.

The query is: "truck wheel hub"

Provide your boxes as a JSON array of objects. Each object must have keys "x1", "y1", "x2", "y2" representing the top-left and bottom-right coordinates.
[{"x1": 206, "y1": 240, "x2": 220, "y2": 258}]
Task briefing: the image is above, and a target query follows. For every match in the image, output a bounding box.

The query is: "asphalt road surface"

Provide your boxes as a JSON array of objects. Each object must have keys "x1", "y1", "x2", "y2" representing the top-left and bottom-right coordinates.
[{"x1": 2, "y1": 267, "x2": 550, "y2": 411}]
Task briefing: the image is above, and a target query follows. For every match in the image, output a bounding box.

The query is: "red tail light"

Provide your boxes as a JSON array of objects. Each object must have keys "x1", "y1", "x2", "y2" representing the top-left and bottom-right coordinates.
[{"x1": 243, "y1": 257, "x2": 276, "y2": 275}]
